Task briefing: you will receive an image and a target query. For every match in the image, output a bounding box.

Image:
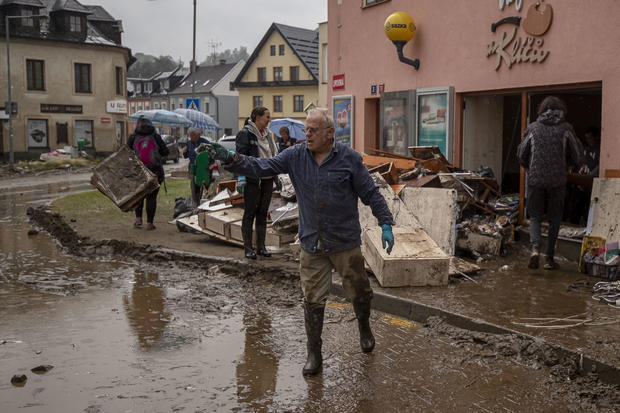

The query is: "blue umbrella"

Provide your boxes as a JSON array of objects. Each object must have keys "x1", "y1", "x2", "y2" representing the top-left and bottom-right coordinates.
[
  {"x1": 129, "y1": 109, "x2": 193, "y2": 126},
  {"x1": 173, "y1": 108, "x2": 220, "y2": 130},
  {"x1": 269, "y1": 118, "x2": 306, "y2": 141}
]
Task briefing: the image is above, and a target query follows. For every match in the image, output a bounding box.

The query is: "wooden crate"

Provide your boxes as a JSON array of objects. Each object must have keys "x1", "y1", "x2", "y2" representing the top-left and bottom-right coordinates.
[
  {"x1": 229, "y1": 220, "x2": 294, "y2": 248},
  {"x1": 90, "y1": 146, "x2": 159, "y2": 212},
  {"x1": 199, "y1": 209, "x2": 243, "y2": 239},
  {"x1": 362, "y1": 226, "x2": 450, "y2": 287}
]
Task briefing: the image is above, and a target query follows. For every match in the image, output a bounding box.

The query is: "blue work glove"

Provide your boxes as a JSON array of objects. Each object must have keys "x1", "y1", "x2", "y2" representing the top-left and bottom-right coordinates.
[
  {"x1": 381, "y1": 224, "x2": 394, "y2": 255},
  {"x1": 237, "y1": 176, "x2": 246, "y2": 194},
  {"x1": 205, "y1": 143, "x2": 235, "y2": 162}
]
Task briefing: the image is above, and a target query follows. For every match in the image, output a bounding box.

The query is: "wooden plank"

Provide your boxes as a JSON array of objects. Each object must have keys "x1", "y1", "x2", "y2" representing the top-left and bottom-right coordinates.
[
  {"x1": 209, "y1": 193, "x2": 243, "y2": 206},
  {"x1": 217, "y1": 180, "x2": 238, "y2": 193},
  {"x1": 362, "y1": 154, "x2": 418, "y2": 171},
  {"x1": 604, "y1": 169, "x2": 620, "y2": 178},
  {"x1": 390, "y1": 184, "x2": 406, "y2": 196},
  {"x1": 362, "y1": 226, "x2": 450, "y2": 287},
  {"x1": 368, "y1": 148, "x2": 413, "y2": 160}
]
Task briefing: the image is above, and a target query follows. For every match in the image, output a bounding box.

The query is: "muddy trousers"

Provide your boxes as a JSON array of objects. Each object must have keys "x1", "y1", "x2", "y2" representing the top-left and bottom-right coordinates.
[
  {"x1": 527, "y1": 185, "x2": 565, "y2": 257},
  {"x1": 135, "y1": 187, "x2": 160, "y2": 224},
  {"x1": 241, "y1": 178, "x2": 273, "y2": 249},
  {"x1": 300, "y1": 246, "x2": 375, "y2": 362}
]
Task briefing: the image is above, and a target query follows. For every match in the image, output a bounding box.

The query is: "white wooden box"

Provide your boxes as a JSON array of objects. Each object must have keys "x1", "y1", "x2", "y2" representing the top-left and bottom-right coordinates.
[{"x1": 362, "y1": 226, "x2": 450, "y2": 287}]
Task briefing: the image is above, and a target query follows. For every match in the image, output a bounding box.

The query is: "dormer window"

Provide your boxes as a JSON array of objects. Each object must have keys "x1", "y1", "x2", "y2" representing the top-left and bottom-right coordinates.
[
  {"x1": 22, "y1": 9, "x2": 34, "y2": 27},
  {"x1": 70, "y1": 15, "x2": 81, "y2": 32}
]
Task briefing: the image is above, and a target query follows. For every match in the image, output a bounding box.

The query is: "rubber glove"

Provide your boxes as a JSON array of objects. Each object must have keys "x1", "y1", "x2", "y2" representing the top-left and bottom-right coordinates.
[
  {"x1": 237, "y1": 176, "x2": 246, "y2": 194},
  {"x1": 381, "y1": 224, "x2": 394, "y2": 255},
  {"x1": 206, "y1": 143, "x2": 235, "y2": 162}
]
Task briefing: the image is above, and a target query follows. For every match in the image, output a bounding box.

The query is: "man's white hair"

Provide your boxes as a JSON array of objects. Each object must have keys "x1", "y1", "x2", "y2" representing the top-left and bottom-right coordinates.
[
  {"x1": 188, "y1": 127, "x2": 201, "y2": 136},
  {"x1": 307, "y1": 108, "x2": 334, "y2": 129}
]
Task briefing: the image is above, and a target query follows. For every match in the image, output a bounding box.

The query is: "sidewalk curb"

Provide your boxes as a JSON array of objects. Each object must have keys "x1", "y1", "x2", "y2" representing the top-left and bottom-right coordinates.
[{"x1": 330, "y1": 279, "x2": 620, "y2": 387}]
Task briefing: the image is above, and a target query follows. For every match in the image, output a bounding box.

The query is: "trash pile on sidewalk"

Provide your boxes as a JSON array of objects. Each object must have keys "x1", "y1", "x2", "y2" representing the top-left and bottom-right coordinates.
[{"x1": 363, "y1": 146, "x2": 519, "y2": 257}]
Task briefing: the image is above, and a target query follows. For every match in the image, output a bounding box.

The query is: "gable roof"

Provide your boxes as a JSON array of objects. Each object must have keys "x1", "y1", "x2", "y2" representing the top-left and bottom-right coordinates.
[
  {"x1": 169, "y1": 62, "x2": 239, "y2": 95},
  {"x1": 233, "y1": 22, "x2": 318, "y2": 86},
  {"x1": 1, "y1": 0, "x2": 46, "y2": 6},
  {"x1": 84, "y1": 4, "x2": 115, "y2": 22}
]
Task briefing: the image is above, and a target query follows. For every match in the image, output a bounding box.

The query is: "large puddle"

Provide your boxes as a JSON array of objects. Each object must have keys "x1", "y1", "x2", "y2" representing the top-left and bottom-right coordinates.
[{"x1": 1, "y1": 179, "x2": 617, "y2": 412}]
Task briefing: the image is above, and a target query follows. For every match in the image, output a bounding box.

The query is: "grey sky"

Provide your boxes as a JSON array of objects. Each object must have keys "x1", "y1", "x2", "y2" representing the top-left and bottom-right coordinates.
[{"x1": 94, "y1": 0, "x2": 327, "y2": 63}]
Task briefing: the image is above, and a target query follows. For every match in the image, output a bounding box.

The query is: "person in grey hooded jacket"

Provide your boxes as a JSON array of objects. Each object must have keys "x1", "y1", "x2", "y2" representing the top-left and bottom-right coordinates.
[{"x1": 517, "y1": 96, "x2": 583, "y2": 270}]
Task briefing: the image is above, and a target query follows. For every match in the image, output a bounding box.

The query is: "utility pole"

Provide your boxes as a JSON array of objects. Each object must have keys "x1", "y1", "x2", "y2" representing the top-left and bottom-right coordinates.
[{"x1": 191, "y1": 0, "x2": 197, "y2": 99}]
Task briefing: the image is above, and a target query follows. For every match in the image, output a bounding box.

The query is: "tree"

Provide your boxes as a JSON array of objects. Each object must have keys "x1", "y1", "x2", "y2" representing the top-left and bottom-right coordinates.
[
  {"x1": 200, "y1": 46, "x2": 249, "y2": 66},
  {"x1": 128, "y1": 54, "x2": 182, "y2": 78}
]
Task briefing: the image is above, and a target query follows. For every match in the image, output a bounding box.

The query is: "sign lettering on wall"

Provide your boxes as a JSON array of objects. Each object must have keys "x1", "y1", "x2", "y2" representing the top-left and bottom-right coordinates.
[
  {"x1": 332, "y1": 74, "x2": 345, "y2": 91},
  {"x1": 486, "y1": 1, "x2": 553, "y2": 70},
  {"x1": 106, "y1": 100, "x2": 127, "y2": 114},
  {"x1": 41, "y1": 104, "x2": 82, "y2": 114}
]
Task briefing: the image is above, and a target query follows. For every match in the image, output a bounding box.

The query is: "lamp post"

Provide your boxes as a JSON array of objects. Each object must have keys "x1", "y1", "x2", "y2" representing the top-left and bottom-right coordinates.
[
  {"x1": 5, "y1": 13, "x2": 49, "y2": 169},
  {"x1": 191, "y1": 0, "x2": 196, "y2": 99}
]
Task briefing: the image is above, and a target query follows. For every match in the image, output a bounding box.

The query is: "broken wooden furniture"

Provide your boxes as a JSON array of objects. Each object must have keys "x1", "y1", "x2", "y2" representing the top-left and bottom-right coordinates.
[{"x1": 90, "y1": 145, "x2": 159, "y2": 212}]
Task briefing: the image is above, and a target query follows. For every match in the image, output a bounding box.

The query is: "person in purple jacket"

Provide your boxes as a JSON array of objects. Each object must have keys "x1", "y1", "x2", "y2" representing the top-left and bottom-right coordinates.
[{"x1": 206, "y1": 108, "x2": 395, "y2": 376}]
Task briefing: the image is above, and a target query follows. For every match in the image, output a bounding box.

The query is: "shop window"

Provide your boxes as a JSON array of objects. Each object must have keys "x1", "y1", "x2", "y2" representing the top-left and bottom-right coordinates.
[
  {"x1": 257, "y1": 67, "x2": 266, "y2": 82},
  {"x1": 253, "y1": 96, "x2": 263, "y2": 108},
  {"x1": 270, "y1": 45, "x2": 276, "y2": 56},
  {"x1": 27, "y1": 59, "x2": 45, "y2": 91},
  {"x1": 27, "y1": 119, "x2": 48, "y2": 148},
  {"x1": 279, "y1": 44, "x2": 285, "y2": 55},
  {"x1": 75, "y1": 120, "x2": 94, "y2": 147},
  {"x1": 74, "y1": 63, "x2": 91, "y2": 93},
  {"x1": 273, "y1": 67, "x2": 283, "y2": 81},
  {"x1": 294, "y1": 95, "x2": 304, "y2": 112},
  {"x1": 290, "y1": 66, "x2": 299, "y2": 81},
  {"x1": 273, "y1": 95, "x2": 283, "y2": 112},
  {"x1": 379, "y1": 90, "x2": 416, "y2": 156}
]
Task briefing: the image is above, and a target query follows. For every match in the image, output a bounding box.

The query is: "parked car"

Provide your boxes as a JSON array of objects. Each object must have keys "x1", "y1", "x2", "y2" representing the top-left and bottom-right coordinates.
[
  {"x1": 218, "y1": 135, "x2": 237, "y2": 152},
  {"x1": 162, "y1": 135, "x2": 180, "y2": 163}
]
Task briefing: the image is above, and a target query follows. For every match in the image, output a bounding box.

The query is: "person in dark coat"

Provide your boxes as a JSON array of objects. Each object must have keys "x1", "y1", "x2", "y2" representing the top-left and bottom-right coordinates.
[
  {"x1": 127, "y1": 117, "x2": 169, "y2": 230},
  {"x1": 235, "y1": 107, "x2": 279, "y2": 259},
  {"x1": 517, "y1": 96, "x2": 583, "y2": 270}
]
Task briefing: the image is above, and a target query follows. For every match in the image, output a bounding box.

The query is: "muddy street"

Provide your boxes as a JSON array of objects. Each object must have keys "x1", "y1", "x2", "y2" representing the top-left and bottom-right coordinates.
[{"x1": 1, "y1": 178, "x2": 618, "y2": 412}]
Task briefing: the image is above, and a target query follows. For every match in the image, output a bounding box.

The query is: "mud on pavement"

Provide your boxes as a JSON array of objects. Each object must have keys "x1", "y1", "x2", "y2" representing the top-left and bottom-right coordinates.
[{"x1": 25, "y1": 206, "x2": 620, "y2": 412}]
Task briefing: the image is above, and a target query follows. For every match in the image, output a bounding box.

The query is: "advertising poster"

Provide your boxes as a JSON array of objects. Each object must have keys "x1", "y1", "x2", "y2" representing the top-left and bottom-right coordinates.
[
  {"x1": 417, "y1": 93, "x2": 448, "y2": 156},
  {"x1": 332, "y1": 95, "x2": 353, "y2": 146},
  {"x1": 27, "y1": 119, "x2": 48, "y2": 148},
  {"x1": 381, "y1": 97, "x2": 409, "y2": 156}
]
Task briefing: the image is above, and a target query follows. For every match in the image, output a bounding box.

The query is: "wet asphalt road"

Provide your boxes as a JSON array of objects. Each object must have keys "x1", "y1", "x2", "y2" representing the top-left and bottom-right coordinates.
[{"x1": 0, "y1": 174, "x2": 616, "y2": 412}]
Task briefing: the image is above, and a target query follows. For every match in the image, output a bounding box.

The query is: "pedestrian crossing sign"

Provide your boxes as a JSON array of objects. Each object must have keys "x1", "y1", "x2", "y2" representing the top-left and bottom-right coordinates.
[{"x1": 186, "y1": 98, "x2": 200, "y2": 111}]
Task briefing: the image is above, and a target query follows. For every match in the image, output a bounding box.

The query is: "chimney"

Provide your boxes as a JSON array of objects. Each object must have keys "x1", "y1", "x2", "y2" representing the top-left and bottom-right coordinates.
[{"x1": 219, "y1": 59, "x2": 226, "y2": 65}]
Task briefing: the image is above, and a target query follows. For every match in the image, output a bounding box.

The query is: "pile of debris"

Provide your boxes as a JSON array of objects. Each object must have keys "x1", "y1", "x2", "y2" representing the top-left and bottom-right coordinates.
[{"x1": 363, "y1": 146, "x2": 519, "y2": 257}]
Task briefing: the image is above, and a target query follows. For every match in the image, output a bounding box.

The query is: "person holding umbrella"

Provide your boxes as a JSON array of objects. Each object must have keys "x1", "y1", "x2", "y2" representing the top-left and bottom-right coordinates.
[
  {"x1": 278, "y1": 126, "x2": 297, "y2": 152},
  {"x1": 235, "y1": 107, "x2": 279, "y2": 259}
]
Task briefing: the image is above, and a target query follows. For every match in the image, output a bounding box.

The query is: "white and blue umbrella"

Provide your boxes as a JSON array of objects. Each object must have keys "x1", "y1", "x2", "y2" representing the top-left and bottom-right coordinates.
[
  {"x1": 173, "y1": 108, "x2": 220, "y2": 130},
  {"x1": 129, "y1": 109, "x2": 193, "y2": 126},
  {"x1": 269, "y1": 118, "x2": 306, "y2": 141}
]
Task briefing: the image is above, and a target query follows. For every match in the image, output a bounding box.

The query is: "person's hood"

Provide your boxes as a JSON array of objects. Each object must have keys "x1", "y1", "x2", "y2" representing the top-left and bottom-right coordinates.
[
  {"x1": 245, "y1": 120, "x2": 266, "y2": 139},
  {"x1": 135, "y1": 123, "x2": 156, "y2": 135},
  {"x1": 537, "y1": 109, "x2": 565, "y2": 125}
]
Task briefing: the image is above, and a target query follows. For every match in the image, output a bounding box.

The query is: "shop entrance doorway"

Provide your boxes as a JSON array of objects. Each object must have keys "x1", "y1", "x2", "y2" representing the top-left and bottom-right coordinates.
[{"x1": 461, "y1": 84, "x2": 602, "y2": 227}]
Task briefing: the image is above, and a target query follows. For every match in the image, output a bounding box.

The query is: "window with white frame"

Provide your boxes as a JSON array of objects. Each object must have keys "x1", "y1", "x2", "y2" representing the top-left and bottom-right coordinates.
[{"x1": 70, "y1": 15, "x2": 81, "y2": 32}]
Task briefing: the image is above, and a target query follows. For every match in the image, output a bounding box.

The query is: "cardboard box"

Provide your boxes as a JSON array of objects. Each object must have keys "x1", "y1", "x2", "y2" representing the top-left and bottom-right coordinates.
[{"x1": 363, "y1": 226, "x2": 450, "y2": 287}]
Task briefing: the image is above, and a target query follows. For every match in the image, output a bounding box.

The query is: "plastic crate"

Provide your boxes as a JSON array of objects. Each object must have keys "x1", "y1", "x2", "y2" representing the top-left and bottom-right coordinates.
[{"x1": 591, "y1": 263, "x2": 618, "y2": 280}]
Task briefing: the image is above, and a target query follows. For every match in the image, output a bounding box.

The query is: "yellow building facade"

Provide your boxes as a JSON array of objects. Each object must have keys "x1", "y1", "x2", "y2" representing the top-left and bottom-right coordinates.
[
  {"x1": 234, "y1": 23, "x2": 319, "y2": 130},
  {"x1": 1, "y1": 39, "x2": 130, "y2": 156}
]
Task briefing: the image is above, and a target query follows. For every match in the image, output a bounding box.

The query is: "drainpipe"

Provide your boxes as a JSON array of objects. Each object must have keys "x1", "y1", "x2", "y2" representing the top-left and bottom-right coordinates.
[{"x1": 211, "y1": 93, "x2": 219, "y2": 137}]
